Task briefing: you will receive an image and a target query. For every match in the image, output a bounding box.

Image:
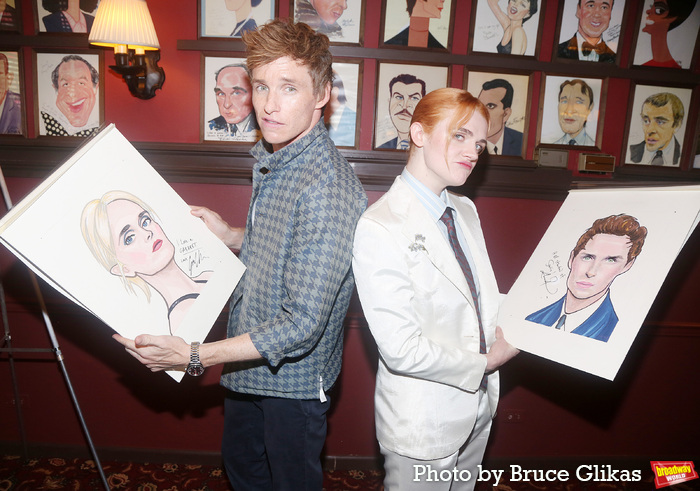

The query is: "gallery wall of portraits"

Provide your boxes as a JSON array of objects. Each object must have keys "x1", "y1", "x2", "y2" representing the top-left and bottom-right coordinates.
[{"x1": 1, "y1": 0, "x2": 700, "y2": 185}]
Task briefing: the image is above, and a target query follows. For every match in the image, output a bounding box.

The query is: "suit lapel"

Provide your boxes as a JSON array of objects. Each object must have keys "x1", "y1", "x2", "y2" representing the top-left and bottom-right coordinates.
[{"x1": 392, "y1": 181, "x2": 473, "y2": 305}]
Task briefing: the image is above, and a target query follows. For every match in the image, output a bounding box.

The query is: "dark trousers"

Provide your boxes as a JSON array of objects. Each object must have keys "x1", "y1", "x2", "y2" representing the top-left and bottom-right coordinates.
[{"x1": 221, "y1": 391, "x2": 330, "y2": 491}]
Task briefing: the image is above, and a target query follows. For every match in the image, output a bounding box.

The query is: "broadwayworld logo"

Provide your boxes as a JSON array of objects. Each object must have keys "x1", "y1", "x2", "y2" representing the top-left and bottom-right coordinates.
[{"x1": 651, "y1": 461, "x2": 698, "y2": 489}]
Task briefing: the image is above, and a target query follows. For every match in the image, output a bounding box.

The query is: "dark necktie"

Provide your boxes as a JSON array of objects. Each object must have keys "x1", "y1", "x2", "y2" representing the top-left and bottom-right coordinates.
[
  {"x1": 651, "y1": 150, "x2": 664, "y2": 166},
  {"x1": 569, "y1": 139, "x2": 577, "y2": 146},
  {"x1": 493, "y1": 145, "x2": 499, "y2": 155},
  {"x1": 555, "y1": 314, "x2": 566, "y2": 331},
  {"x1": 440, "y1": 207, "x2": 488, "y2": 391}
]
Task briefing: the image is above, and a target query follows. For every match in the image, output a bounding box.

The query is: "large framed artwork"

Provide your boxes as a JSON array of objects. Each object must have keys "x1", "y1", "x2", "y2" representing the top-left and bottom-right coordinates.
[
  {"x1": 325, "y1": 61, "x2": 362, "y2": 148},
  {"x1": 34, "y1": 50, "x2": 104, "y2": 138},
  {"x1": 199, "y1": 0, "x2": 276, "y2": 38},
  {"x1": 0, "y1": 50, "x2": 24, "y2": 136},
  {"x1": 499, "y1": 185, "x2": 700, "y2": 380},
  {"x1": 465, "y1": 69, "x2": 532, "y2": 158},
  {"x1": 34, "y1": 0, "x2": 98, "y2": 34},
  {"x1": 622, "y1": 83, "x2": 693, "y2": 167},
  {"x1": 373, "y1": 62, "x2": 450, "y2": 151},
  {"x1": 630, "y1": 0, "x2": 700, "y2": 70},
  {"x1": 380, "y1": 0, "x2": 454, "y2": 50},
  {"x1": 470, "y1": 0, "x2": 544, "y2": 57},
  {"x1": 201, "y1": 55, "x2": 260, "y2": 143},
  {"x1": 553, "y1": 0, "x2": 627, "y2": 65},
  {"x1": 1, "y1": 0, "x2": 22, "y2": 32},
  {"x1": 537, "y1": 74, "x2": 605, "y2": 148},
  {"x1": 293, "y1": 0, "x2": 364, "y2": 44}
]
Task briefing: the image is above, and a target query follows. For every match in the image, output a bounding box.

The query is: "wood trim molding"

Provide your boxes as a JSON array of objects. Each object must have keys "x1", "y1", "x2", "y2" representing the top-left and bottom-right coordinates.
[{"x1": 3, "y1": 140, "x2": 699, "y2": 199}]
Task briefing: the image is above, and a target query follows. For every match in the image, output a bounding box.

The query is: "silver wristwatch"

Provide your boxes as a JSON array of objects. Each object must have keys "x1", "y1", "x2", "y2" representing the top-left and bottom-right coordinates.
[{"x1": 186, "y1": 341, "x2": 204, "y2": 376}]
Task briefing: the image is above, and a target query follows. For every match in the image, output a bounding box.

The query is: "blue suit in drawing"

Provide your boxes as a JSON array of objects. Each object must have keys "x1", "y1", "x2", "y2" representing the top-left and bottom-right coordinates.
[{"x1": 526, "y1": 291, "x2": 618, "y2": 343}]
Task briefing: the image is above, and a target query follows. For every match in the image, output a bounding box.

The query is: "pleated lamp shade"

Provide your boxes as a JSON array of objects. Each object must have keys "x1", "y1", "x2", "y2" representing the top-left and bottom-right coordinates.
[{"x1": 88, "y1": 0, "x2": 160, "y2": 53}]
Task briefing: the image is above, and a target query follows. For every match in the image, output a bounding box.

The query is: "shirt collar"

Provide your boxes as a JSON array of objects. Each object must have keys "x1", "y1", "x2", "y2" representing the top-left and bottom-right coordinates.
[
  {"x1": 576, "y1": 32, "x2": 600, "y2": 61},
  {"x1": 642, "y1": 138, "x2": 676, "y2": 165},
  {"x1": 401, "y1": 168, "x2": 452, "y2": 222},
  {"x1": 250, "y1": 118, "x2": 326, "y2": 173}
]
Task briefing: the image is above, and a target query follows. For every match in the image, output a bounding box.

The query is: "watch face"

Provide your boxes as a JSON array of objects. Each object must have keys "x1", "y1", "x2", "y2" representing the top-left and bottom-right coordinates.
[{"x1": 187, "y1": 364, "x2": 205, "y2": 376}]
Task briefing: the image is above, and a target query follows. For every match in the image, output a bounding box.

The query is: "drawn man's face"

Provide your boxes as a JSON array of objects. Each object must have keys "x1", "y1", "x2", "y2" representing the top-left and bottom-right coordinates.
[
  {"x1": 641, "y1": 101, "x2": 678, "y2": 152},
  {"x1": 106, "y1": 199, "x2": 175, "y2": 278},
  {"x1": 0, "y1": 59, "x2": 12, "y2": 102},
  {"x1": 215, "y1": 66, "x2": 253, "y2": 125},
  {"x1": 642, "y1": 0, "x2": 674, "y2": 34},
  {"x1": 55, "y1": 59, "x2": 97, "y2": 128},
  {"x1": 567, "y1": 233, "x2": 634, "y2": 303},
  {"x1": 309, "y1": 0, "x2": 348, "y2": 25},
  {"x1": 329, "y1": 85, "x2": 342, "y2": 113},
  {"x1": 389, "y1": 82, "x2": 423, "y2": 136},
  {"x1": 576, "y1": 0, "x2": 613, "y2": 43},
  {"x1": 478, "y1": 87, "x2": 511, "y2": 141},
  {"x1": 558, "y1": 83, "x2": 592, "y2": 138}
]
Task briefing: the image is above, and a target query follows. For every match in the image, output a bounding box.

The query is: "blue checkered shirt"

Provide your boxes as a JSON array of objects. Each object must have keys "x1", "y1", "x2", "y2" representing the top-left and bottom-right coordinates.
[{"x1": 221, "y1": 120, "x2": 367, "y2": 399}]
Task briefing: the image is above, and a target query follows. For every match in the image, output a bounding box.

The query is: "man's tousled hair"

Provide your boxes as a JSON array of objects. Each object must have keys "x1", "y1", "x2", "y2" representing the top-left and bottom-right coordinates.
[
  {"x1": 572, "y1": 214, "x2": 647, "y2": 265},
  {"x1": 242, "y1": 18, "x2": 333, "y2": 97}
]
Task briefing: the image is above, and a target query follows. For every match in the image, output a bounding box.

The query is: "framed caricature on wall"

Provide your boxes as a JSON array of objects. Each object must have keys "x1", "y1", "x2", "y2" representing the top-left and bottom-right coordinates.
[
  {"x1": 537, "y1": 74, "x2": 604, "y2": 148},
  {"x1": 293, "y1": 0, "x2": 364, "y2": 44},
  {"x1": 554, "y1": 0, "x2": 626, "y2": 64},
  {"x1": 34, "y1": 0, "x2": 98, "y2": 34},
  {"x1": 199, "y1": 0, "x2": 276, "y2": 38},
  {"x1": 34, "y1": 50, "x2": 103, "y2": 137},
  {"x1": 325, "y1": 61, "x2": 361, "y2": 148},
  {"x1": 201, "y1": 55, "x2": 260, "y2": 143},
  {"x1": 465, "y1": 69, "x2": 532, "y2": 158},
  {"x1": 374, "y1": 62, "x2": 449, "y2": 150},
  {"x1": 622, "y1": 83, "x2": 692, "y2": 167},
  {"x1": 470, "y1": 0, "x2": 544, "y2": 57},
  {"x1": 630, "y1": 0, "x2": 700, "y2": 69},
  {"x1": 1, "y1": 0, "x2": 22, "y2": 32},
  {"x1": 380, "y1": 0, "x2": 453, "y2": 50},
  {"x1": 0, "y1": 50, "x2": 24, "y2": 136}
]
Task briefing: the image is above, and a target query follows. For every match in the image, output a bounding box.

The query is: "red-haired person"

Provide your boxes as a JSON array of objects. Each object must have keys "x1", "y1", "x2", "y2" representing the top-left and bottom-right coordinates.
[{"x1": 353, "y1": 88, "x2": 518, "y2": 491}]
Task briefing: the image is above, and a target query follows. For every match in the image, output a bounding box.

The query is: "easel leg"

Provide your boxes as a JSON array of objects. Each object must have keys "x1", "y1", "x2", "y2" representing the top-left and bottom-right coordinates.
[{"x1": 0, "y1": 168, "x2": 111, "y2": 490}]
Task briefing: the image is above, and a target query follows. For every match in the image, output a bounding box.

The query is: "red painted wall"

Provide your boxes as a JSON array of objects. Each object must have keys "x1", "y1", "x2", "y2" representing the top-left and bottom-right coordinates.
[{"x1": 2, "y1": 0, "x2": 699, "y2": 467}]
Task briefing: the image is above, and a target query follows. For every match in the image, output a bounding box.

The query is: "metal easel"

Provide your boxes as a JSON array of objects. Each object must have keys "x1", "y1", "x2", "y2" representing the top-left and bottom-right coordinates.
[{"x1": 0, "y1": 167, "x2": 111, "y2": 490}]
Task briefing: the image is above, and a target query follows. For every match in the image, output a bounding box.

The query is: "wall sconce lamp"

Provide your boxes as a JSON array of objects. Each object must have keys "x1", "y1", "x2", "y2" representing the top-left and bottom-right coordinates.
[{"x1": 88, "y1": 0, "x2": 164, "y2": 100}]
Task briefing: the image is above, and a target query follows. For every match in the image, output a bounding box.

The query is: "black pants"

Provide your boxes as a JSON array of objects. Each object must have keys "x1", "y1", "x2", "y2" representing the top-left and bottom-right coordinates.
[{"x1": 221, "y1": 391, "x2": 330, "y2": 491}]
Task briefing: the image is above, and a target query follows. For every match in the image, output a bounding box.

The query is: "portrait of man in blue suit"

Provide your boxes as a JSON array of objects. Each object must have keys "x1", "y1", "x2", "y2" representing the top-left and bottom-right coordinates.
[
  {"x1": 478, "y1": 78, "x2": 524, "y2": 156},
  {"x1": 526, "y1": 214, "x2": 647, "y2": 343}
]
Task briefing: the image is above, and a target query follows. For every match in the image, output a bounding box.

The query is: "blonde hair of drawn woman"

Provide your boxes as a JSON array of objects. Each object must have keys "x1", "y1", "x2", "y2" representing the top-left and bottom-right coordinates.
[{"x1": 81, "y1": 191, "x2": 211, "y2": 335}]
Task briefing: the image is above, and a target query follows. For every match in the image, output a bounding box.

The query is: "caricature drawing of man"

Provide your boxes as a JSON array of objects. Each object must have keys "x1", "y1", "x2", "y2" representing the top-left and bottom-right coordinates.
[
  {"x1": 0, "y1": 52, "x2": 21, "y2": 134},
  {"x1": 207, "y1": 63, "x2": 259, "y2": 141},
  {"x1": 295, "y1": 0, "x2": 348, "y2": 37},
  {"x1": 629, "y1": 92, "x2": 684, "y2": 166},
  {"x1": 377, "y1": 73, "x2": 426, "y2": 150},
  {"x1": 557, "y1": 0, "x2": 617, "y2": 63},
  {"x1": 552, "y1": 78, "x2": 596, "y2": 146},
  {"x1": 324, "y1": 70, "x2": 356, "y2": 147},
  {"x1": 478, "y1": 78, "x2": 523, "y2": 156},
  {"x1": 526, "y1": 214, "x2": 647, "y2": 343},
  {"x1": 40, "y1": 54, "x2": 99, "y2": 137}
]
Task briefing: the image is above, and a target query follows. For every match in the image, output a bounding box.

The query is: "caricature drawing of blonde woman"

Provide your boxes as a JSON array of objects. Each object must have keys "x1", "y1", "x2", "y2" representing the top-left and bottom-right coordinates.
[{"x1": 81, "y1": 191, "x2": 212, "y2": 335}]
